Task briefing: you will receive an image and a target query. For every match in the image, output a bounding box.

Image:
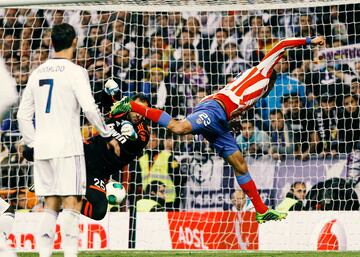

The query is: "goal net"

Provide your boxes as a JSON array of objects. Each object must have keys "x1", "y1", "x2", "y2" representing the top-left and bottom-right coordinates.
[{"x1": 1, "y1": 0, "x2": 360, "y2": 252}]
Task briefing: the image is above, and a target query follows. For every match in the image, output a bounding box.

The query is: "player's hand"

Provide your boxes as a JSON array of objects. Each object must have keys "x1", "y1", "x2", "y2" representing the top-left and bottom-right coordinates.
[
  {"x1": 311, "y1": 36, "x2": 325, "y2": 46},
  {"x1": 107, "y1": 138, "x2": 121, "y2": 157},
  {"x1": 104, "y1": 79, "x2": 119, "y2": 96},
  {"x1": 121, "y1": 120, "x2": 138, "y2": 140}
]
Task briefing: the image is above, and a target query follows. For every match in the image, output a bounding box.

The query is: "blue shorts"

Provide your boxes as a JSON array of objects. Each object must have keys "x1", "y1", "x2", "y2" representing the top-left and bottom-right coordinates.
[{"x1": 186, "y1": 100, "x2": 239, "y2": 158}]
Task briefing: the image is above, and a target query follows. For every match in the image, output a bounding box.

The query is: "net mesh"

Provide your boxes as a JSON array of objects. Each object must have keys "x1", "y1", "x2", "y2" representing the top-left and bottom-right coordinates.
[{"x1": 1, "y1": 1, "x2": 360, "y2": 251}]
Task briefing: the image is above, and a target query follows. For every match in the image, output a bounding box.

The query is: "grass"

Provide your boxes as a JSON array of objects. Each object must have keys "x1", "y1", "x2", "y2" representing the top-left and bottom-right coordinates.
[{"x1": 16, "y1": 251, "x2": 360, "y2": 257}]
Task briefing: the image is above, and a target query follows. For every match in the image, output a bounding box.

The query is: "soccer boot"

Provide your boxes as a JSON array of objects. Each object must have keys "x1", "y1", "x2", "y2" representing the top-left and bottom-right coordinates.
[
  {"x1": 110, "y1": 96, "x2": 132, "y2": 116},
  {"x1": 256, "y1": 208, "x2": 287, "y2": 224}
]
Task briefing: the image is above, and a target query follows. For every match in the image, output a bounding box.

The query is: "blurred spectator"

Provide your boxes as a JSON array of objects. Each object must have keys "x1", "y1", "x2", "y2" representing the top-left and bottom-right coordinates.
[
  {"x1": 22, "y1": 10, "x2": 50, "y2": 50},
  {"x1": 111, "y1": 19, "x2": 135, "y2": 55},
  {"x1": 30, "y1": 47, "x2": 49, "y2": 72},
  {"x1": 268, "y1": 109, "x2": 295, "y2": 161},
  {"x1": 269, "y1": 9, "x2": 294, "y2": 38},
  {"x1": 223, "y1": 38, "x2": 249, "y2": 83},
  {"x1": 76, "y1": 47, "x2": 92, "y2": 68},
  {"x1": 220, "y1": 14, "x2": 242, "y2": 43},
  {"x1": 142, "y1": 50, "x2": 164, "y2": 71},
  {"x1": 69, "y1": 10, "x2": 92, "y2": 47},
  {"x1": 2, "y1": 8, "x2": 22, "y2": 38},
  {"x1": 236, "y1": 119, "x2": 270, "y2": 158},
  {"x1": 88, "y1": 59, "x2": 111, "y2": 103},
  {"x1": 318, "y1": 5, "x2": 349, "y2": 46},
  {"x1": 258, "y1": 55, "x2": 305, "y2": 122},
  {"x1": 283, "y1": 94, "x2": 313, "y2": 160},
  {"x1": 205, "y1": 28, "x2": 228, "y2": 86},
  {"x1": 294, "y1": 13, "x2": 315, "y2": 38},
  {"x1": 254, "y1": 25, "x2": 279, "y2": 64},
  {"x1": 185, "y1": 16, "x2": 209, "y2": 64},
  {"x1": 310, "y1": 93, "x2": 338, "y2": 157},
  {"x1": 171, "y1": 43, "x2": 208, "y2": 115},
  {"x1": 351, "y1": 78, "x2": 360, "y2": 96},
  {"x1": 83, "y1": 25, "x2": 102, "y2": 52},
  {"x1": 136, "y1": 180, "x2": 166, "y2": 212},
  {"x1": 114, "y1": 47, "x2": 138, "y2": 94},
  {"x1": 337, "y1": 94, "x2": 360, "y2": 153},
  {"x1": 138, "y1": 133, "x2": 182, "y2": 211},
  {"x1": 13, "y1": 66, "x2": 29, "y2": 92},
  {"x1": 138, "y1": 67, "x2": 168, "y2": 109},
  {"x1": 277, "y1": 182, "x2": 308, "y2": 211},
  {"x1": 97, "y1": 11, "x2": 113, "y2": 33},
  {"x1": 239, "y1": 16, "x2": 263, "y2": 63},
  {"x1": 151, "y1": 32, "x2": 173, "y2": 72},
  {"x1": 231, "y1": 189, "x2": 254, "y2": 211},
  {"x1": 97, "y1": 37, "x2": 113, "y2": 63},
  {"x1": 167, "y1": 12, "x2": 186, "y2": 46},
  {"x1": 40, "y1": 28, "x2": 52, "y2": 49}
]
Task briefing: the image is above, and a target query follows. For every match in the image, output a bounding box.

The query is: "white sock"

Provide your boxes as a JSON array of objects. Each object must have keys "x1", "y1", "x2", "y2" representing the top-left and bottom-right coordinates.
[
  {"x1": 37, "y1": 209, "x2": 58, "y2": 257},
  {"x1": 59, "y1": 209, "x2": 80, "y2": 257},
  {"x1": 0, "y1": 211, "x2": 15, "y2": 238}
]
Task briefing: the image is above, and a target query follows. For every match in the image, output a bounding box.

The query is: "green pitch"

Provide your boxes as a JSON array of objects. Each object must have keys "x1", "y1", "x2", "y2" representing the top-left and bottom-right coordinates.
[{"x1": 17, "y1": 251, "x2": 360, "y2": 257}]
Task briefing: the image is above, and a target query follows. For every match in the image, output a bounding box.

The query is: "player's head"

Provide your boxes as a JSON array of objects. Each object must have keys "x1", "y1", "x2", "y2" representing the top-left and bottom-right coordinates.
[
  {"x1": 51, "y1": 23, "x2": 77, "y2": 52},
  {"x1": 290, "y1": 182, "x2": 306, "y2": 201},
  {"x1": 231, "y1": 190, "x2": 246, "y2": 211},
  {"x1": 127, "y1": 93, "x2": 150, "y2": 125},
  {"x1": 145, "y1": 180, "x2": 166, "y2": 201},
  {"x1": 343, "y1": 94, "x2": 359, "y2": 114}
]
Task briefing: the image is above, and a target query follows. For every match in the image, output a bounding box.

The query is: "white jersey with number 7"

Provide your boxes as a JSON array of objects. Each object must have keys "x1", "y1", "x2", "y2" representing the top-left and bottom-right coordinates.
[{"x1": 18, "y1": 58, "x2": 112, "y2": 160}]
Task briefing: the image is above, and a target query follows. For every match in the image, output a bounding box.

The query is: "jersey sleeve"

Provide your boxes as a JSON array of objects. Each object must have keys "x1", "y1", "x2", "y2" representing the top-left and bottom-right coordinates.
[
  {"x1": 17, "y1": 78, "x2": 36, "y2": 147},
  {"x1": 258, "y1": 38, "x2": 310, "y2": 73},
  {"x1": 71, "y1": 66, "x2": 113, "y2": 138}
]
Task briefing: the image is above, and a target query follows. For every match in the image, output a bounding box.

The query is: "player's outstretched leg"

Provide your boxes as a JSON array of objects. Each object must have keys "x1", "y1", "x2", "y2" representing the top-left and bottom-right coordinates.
[
  {"x1": 226, "y1": 151, "x2": 287, "y2": 224},
  {"x1": 111, "y1": 96, "x2": 192, "y2": 135}
]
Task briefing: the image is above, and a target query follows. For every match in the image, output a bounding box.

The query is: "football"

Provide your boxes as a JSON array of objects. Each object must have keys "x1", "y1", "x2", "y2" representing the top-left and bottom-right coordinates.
[{"x1": 106, "y1": 182, "x2": 126, "y2": 204}]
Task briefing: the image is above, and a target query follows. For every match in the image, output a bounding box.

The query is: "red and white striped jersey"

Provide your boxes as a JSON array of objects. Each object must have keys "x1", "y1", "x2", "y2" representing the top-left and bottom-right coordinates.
[{"x1": 203, "y1": 38, "x2": 310, "y2": 119}]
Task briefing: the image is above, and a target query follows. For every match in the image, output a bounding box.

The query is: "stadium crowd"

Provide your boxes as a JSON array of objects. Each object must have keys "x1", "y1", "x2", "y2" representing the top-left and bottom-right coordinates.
[{"x1": 1, "y1": 5, "x2": 360, "y2": 211}]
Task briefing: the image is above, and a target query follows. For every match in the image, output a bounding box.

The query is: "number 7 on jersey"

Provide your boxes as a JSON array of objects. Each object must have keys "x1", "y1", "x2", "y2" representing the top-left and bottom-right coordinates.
[{"x1": 39, "y1": 79, "x2": 54, "y2": 113}]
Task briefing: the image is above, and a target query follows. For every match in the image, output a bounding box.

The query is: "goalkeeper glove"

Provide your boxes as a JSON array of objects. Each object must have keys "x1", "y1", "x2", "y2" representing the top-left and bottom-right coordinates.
[
  {"x1": 120, "y1": 120, "x2": 138, "y2": 141},
  {"x1": 104, "y1": 79, "x2": 120, "y2": 96}
]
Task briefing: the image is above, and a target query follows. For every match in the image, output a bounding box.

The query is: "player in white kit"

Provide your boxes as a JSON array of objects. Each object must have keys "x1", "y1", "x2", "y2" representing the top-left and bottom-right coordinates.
[
  {"x1": 17, "y1": 23, "x2": 119, "y2": 257},
  {"x1": 0, "y1": 57, "x2": 18, "y2": 257}
]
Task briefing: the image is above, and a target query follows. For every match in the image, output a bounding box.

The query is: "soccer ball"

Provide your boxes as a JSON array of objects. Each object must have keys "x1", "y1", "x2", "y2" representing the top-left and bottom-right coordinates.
[{"x1": 106, "y1": 182, "x2": 126, "y2": 204}]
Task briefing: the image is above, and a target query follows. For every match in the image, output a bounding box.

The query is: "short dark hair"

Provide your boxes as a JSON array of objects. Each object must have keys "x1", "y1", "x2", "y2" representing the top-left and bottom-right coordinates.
[
  {"x1": 290, "y1": 181, "x2": 306, "y2": 190},
  {"x1": 215, "y1": 27, "x2": 229, "y2": 37},
  {"x1": 51, "y1": 23, "x2": 76, "y2": 52},
  {"x1": 182, "y1": 43, "x2": 195, "y2": 51},
  {"x1": 131, "y1": 93, "x2": 151, "y2": 107},
  {"x1": 270, "y1": 109, "x2": 283, "y2": 117}
]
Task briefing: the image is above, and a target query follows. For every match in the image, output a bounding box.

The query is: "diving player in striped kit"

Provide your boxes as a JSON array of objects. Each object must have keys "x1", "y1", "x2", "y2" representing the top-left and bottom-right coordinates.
[{"x1": 112, "y1": 36, "x2": 325, "y2": 223}]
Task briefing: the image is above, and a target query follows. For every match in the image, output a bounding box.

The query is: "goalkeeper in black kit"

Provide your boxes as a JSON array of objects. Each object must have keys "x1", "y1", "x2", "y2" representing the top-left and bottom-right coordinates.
[{"x1": 24, "y1": 93, "x2": 150, "y2": 220}]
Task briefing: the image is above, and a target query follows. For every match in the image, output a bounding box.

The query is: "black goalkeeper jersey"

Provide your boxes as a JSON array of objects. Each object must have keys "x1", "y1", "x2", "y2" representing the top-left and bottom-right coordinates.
[{"x1": 84, "y1": 117, "x2": 149, "y2": 179}]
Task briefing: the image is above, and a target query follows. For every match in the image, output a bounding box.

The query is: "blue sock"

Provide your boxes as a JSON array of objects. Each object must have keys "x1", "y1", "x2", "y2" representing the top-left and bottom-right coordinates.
[
  {"x1": 158, "y1": 112, "x2": 172, "y2": 127},
  {"x1": 236, "y1": 173, "x2": 252, "y2": 185}
]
